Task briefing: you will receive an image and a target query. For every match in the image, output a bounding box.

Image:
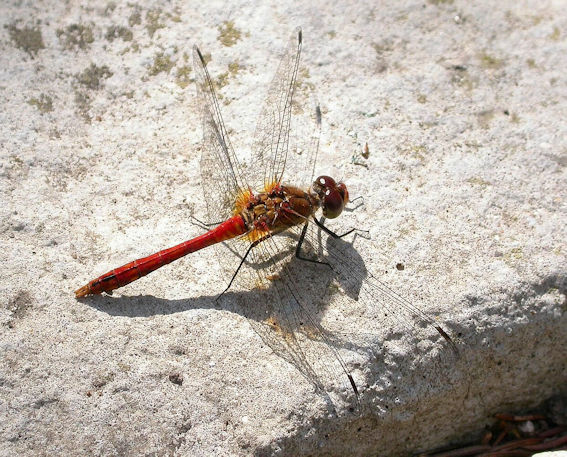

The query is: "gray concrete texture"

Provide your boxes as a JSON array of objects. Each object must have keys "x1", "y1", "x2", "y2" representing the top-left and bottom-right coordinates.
[{"x1": 1, "y1": 0, "x2": 566, "y2": 456}]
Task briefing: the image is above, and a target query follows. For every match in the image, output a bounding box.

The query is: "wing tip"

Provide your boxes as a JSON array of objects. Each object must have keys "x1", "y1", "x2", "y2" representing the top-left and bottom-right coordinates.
[
  {"x1": 435, "y1": 325, "x2": 461, "y2": 358},
  {"x1": 348, "y1": 374, "x2": 359, "y2": 398},
  {"x1": 296, "y1": 27, "x2": 302, "y2": 45},
  {"x1": 194, "y1": 45, "x2": 205, "y2": 64}
]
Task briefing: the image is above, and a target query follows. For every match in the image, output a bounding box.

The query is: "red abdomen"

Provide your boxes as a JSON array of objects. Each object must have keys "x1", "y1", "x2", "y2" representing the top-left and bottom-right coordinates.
[{"x1": 75, "y1": 215, "x2": 247, "y2": 297}]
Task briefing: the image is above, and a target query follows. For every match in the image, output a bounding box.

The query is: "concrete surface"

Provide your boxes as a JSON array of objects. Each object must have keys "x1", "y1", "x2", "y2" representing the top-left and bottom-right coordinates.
[{"x1": 1, "y1": 0, "x2": 566, "y2": 456}]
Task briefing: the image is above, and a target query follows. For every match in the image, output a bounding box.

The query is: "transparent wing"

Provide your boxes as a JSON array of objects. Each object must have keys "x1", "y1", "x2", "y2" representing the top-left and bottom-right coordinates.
[
  {"x1": 220, "y1": 227, "x2": 361, "y2": 408},
  {"x1": 298, "y1": 222, "x2": 459, "y2": 357},
  {"x1": 249, "y1": 28, "x2": 303, "y2": 192},
  {"x1": 215, "y1": 220, "x2": 458, "y2": 409},
  {"x1": 192, "y1": 45, "x2": 256, "y2": 284},
  {"x1": 193, "y1": 45, "x2": 248, "y2": 222},
  {"x1": 244, "y1": 220, "x2": 458, "y2": 398}
]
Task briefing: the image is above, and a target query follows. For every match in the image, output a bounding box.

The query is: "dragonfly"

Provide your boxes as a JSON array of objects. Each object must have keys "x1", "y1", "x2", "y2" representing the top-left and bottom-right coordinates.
[{"x1": 75, "y1": 28, "x2": 457, "y2": 404}]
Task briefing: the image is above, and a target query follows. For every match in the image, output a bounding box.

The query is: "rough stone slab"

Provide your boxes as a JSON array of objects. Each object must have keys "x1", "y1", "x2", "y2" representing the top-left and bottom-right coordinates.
[{"x1": 1, "y1": 1, "x2": 565, "y2": 456}]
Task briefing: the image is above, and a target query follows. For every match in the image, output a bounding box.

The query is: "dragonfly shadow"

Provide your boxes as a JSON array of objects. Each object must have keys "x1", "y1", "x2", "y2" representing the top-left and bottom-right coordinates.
[
  {"x1": 81, "y1": 291, "x2": 220, "y2": 318},
  {"x1": 80, "y1": 233, "x2": 372, "y2": 406}
]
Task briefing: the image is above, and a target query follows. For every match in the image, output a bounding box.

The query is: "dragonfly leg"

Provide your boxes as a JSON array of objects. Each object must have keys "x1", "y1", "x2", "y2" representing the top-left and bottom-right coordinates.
[
  {"x1": 312, "y1": 216, "x2": 369, "y2": 239},
  {"x1": 294, "y1": 223, "x2": 331, "y2": 267},
  {"x1": 216, "y1": 235, "x2": 271, "y2": 301},
  {"x1": 216, "y1": 242, "x2": 255, "y2": 301}
]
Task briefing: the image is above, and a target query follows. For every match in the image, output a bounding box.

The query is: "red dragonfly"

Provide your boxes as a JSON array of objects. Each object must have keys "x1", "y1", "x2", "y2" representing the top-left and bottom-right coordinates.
[{"x1": 75, "y1": 29, "x2": 456, "y2": 403}]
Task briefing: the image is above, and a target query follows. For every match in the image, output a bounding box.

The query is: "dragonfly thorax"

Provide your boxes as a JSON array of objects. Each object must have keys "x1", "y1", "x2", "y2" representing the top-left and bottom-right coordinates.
[
  {"x1": 241, "y1": 184, "x2": 320, "y2": 235},
  {"x1": 310, "y1": 176, "x2": 349, "y2": 219}
]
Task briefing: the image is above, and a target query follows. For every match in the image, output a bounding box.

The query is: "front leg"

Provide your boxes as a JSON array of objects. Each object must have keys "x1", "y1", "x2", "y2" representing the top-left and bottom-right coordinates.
[{"x1": 312, "y1": 216, "x2": 368, "y2": 239}]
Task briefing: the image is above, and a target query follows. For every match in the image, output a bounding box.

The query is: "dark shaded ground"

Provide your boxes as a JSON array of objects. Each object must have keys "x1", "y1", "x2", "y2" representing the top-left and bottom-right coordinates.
[{"x1": 423, "y1": 395, "x2": 567, "y2": 457}]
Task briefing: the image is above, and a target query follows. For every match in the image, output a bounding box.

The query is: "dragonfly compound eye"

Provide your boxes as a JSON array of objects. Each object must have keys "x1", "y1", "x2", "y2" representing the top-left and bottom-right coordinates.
[{"x1": 314, "y1": 176, "x2": 348, "y2": 219}]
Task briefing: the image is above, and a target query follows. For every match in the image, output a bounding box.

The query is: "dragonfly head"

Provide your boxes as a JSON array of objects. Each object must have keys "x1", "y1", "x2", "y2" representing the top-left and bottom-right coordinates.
[{"x1": 312, "y1": 176, "x2": 349, "y2": 219}]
